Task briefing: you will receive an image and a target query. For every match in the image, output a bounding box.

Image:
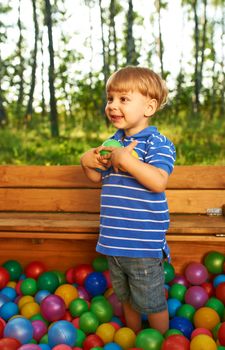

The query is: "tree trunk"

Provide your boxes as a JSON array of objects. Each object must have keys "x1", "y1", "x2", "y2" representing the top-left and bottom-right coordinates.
[
  {"x1": 16, "y1": 0, "x2": 25, "y2": 123},
  {"x1": 45, "y1": 0, "x2": 59, "y2": 137},
  {"x1": 109, "y1": 0, "x2": 118, "y2": 70},
  {"x1": 126, "y1": 0, "x2": 137, "y2": 65},
  {"x1": 156, "y1": 0, "x2": 164, "y2": 78}
]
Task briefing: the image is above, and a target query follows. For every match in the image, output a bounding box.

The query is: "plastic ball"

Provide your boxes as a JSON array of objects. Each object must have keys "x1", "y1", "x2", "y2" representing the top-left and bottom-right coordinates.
[
  {"x1": 176, "y1": 303, "x2": 196, "y2": 322},
  {"x1": 17, "y1": 345, "x2": 41, "y2": 350},
  {"x1": 161, "y1": 334, "x2": 190, "y2": 350},
  {"x1": 167, "y1": 298, "x2": 182, "y2": 318},
  {"x1": 32, "y1": 319, "x2": 48, "y2": 341},
  {"x1": 107, "y1": 292, "x2": 123, "y2": 318},
  {"x1": 84, "y1": 272, "x2": 107, "y2": 296},
  {"x1": 3, "y1": 260, "x2": 22, "y2": 281},
  {"x1": 73, "y1": 264, "x2": 94, "y2": 285},
  {"x1": 104, "y1": 343, "x2": 122, "y2": 350},
  {"x1": 92, "y1": 256, "x2": 108, "y2": 272},
  {"x1": 204, "y1": 251, "x2": 225, "y2": 274},
  {"x1": 216, "y1": 282, "x2": 225, "y2": 304},
  {"x1": 74, "y1": 328, "x2": 86, "y2": 347},
  {"x1": 218, "y1": 322, "x2": 225, "y2": 346},
  {"x1": 69, "y1": 298, "x2": 89, "y2": 317},
  {"x1": 114, "y1": 327, "x2": 136, "y2": 350},
  {"x1": 52, "y1": 270, "x2": 66, "y2": 285},
  {"x1": 90, "y1": 297, "x2": 113, "y2": 323},
  {"x1": 20, "y1": 301, "x2": 40, "y2": 319},
  {"x1": 4, "y1": 317, "x2": 33, "y2": 344},
  {"x1": 170, "y1": 274, "x2": 189, "y2": 288},
  {"x1": 169, "y1": 283, "x2": 187, "y2": 302},
  {"x1": 190, "y1": 334, "x2": 217, "y2": 350},
  {"x1": 0, "y1": 301, "x2": 19, "y2": 320},
  {"x1": 40, "y1": 294, "x2": 66, "y2": 322},
  {"x1": 100, "y1": 139, "x2": 122, "y2": 155},
  {"x1": 0, "y1": 286, "x2": 17, "y2": 301},
  {"x1": 213, "y1": 274, "x2": 225, "y2": 288},
  {"x1": 0, "y1": 337, "x2": 21, "y2": 350},
  {"x1": 20, "y1": 278, "x2": 38, "y2": 296},
  {"x1": 0, "y1": 267, "x2": 10, "y2": 289},
  {"x1": 55, "y1": 284, "x2": 78, "y2": 308},
  {"x1": 163, "y1": 262, "x2": 175, "y2": 284},
  {"x1": 96, "y1": 323, "x2": 116, "y2": 344},
  {"x1": 48, "y1": 320, "x2": 77, "y2": 348},
  {"x1": 201, "y1": 282, "x2": 214, "y2": 298},
  {"x1": 76, "y1": 285, "x2": 91, "y2": 301},
  {"x1": 193, "y1": 306, "x2": 220, "y2": 330},
  {"x1": 185, "y1": 286, "x2": 208, "y2": 309},
  {"x1": 164, "y1": 329, "x2": 183, "y2": 338},
  {"x1": 83, "y1": 334, "x2": 104, "y2": 350},
  {"x1": 191, "y1": 327, "x2": 212, "y2": 339},
  {"x1": 37, "y1": 272, "x2": 59, "y2": 293},
  {"x1": 169, "y1": 316, "x2": 194, "y2": 339},
  {"x1": 135, "y1": 328, "x2": 163, "y2": 350},
  {"x1": 25, "y1": 261, "x2": 47, "y2": 279},
  {"x1": 34, "y1": 290, "x2": 51, "y2": 304},
  {"x1": 52, "y1": 346, "x2": 72, "y2": 350},
  {"x1": 206, "y1": 296, "x2": 225, "y2": 319},
  {"x1": 185, "y1": 262, "x2": 208, "y2": 285},
  {"x1": 79, "y1": 311, "x2": 99, "y2": 334},
  {"x1": 17, "y1": 295, "x2": 36, "y2": 312}
]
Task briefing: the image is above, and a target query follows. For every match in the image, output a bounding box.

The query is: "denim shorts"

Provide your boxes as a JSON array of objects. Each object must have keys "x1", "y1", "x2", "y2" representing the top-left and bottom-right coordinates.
[{"x1": 107, "y1": 256, "x2": 167, "y2": 314}]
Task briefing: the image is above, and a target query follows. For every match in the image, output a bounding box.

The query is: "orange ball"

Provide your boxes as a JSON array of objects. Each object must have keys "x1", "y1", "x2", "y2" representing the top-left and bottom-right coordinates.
[
  {"x1": 193, "y1": 307, "x2": 220, "y2": 330},
  {"x1": 55, "y1": 284, "x2": 78, "y2": 308}
]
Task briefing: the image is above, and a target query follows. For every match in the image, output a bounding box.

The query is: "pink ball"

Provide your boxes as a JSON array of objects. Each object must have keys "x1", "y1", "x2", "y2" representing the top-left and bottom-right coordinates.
[
  {"x1": 31, "y1": 320, "x2": 47, "y2": 341},
  {"x1": 185, "y1": 262, "x2": 208, "y2": 285},
  {"x1": 40, "y1": 294, "x2": 66, "y2": 322},
  {"x1": 170, "y1": 274, "x2": 189, "y2": 288},
  {"x1": 185, "y1": 286, "x2": 209, "y2": 309},
  {"x1": 191, "y1": 327, "x2": 213, "y2": 339},
  {"x1": 107, "y1": 292, "x2": 123, "y2": 317},
  {"x1": 52, "y1": 345, "x2": 73, "y2": 350}
]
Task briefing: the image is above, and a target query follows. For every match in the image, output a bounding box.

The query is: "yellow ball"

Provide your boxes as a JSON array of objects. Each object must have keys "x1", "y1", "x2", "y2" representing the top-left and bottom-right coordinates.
[
  {"x1": 193, "y1": 307, "x2": 220, "y2": 330},
  {"x1": 18, "y1": 295, "x2": 34, "y2": 310},
  {"x1": 104, "y1": 287, "x2": 114, "y2": 299},
  {"x1": 96, "y1": 323, "x2": 116, "y2": 344},
  {"x1": 132, "y1": 150, "x2": 139, "y2": 159},
  {"x1": 20, "y1": 301, "x2": 40, "y2": 319},
  {"x1": 7, "y1": 281, "x2": 16, "y2": 288},
  {"x1": 114, "y1": 327, "x2": 136, "y2": 350},
  {"x1": 55, "y1": 284, "x2": 78, "y2": 308},
  {"x1": 190, "y1": 334, "x2": 217, "y2": 350}
]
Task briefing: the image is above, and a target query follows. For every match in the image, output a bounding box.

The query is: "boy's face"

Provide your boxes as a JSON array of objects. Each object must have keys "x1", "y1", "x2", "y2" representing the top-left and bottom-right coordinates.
[{"x1": 105, "y1": 90, "x2": 156, "y2": 136}]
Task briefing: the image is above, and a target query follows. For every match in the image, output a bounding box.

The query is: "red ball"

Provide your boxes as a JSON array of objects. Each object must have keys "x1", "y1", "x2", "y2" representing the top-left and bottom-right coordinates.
[
  {"x1": 218, "y1": 322, "x2": 225, "y2": 346},
  {"x1": 66, "y1": 267, "x2": 75, "y2": 284},
  {"x1": 25, "y1": 261, "x2": 47, "y2": 279},
  {"x1": 73, "y1": 264, "x2": 94, "y2": 285},
  {"x1": 201, "y1": 282, "x2": 214, "y2": 298},
  {"x1": 161, "y1": 334, "x2": 190, "y2": 350},
  {"x1": 0, "y1": 267, "x2": 10, "y2": 289},
  {"x1": 82, "y1": 334, "x2": 104, "y2": 350},
  {"x1": 0, "y1": 337, "x2": 21, "y2": 350},
  {"x1": 215, "y1": 282, "x2": 225, "y2": 304}
]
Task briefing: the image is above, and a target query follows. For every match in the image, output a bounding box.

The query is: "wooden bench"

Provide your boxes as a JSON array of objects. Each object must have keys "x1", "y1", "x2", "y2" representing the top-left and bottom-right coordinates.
[{"x1": 0, "y1": 165, "x2": 224, "y2": 273}]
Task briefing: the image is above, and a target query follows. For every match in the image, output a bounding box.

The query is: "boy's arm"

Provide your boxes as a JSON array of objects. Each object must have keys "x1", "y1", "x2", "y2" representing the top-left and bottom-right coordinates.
[{"x1": 80, "y1": 148, "x2": 103, "y2": 183}]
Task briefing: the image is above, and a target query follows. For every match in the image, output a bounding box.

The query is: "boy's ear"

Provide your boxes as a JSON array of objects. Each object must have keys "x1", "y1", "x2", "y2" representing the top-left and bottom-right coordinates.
[{"x1": 144, "y1": 99, "x2": 157, "y2": 117}]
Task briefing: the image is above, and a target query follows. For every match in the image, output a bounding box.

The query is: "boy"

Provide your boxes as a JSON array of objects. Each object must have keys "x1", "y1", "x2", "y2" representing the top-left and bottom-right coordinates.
[{"x1": 80, "y1": 66, "x2": 176, "y2": 334}]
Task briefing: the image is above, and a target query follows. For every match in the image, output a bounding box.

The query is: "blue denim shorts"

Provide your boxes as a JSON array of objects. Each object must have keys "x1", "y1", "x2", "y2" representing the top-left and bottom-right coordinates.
[{"x1": 107, "y1": 256, "x2": 167, "y2": 314}]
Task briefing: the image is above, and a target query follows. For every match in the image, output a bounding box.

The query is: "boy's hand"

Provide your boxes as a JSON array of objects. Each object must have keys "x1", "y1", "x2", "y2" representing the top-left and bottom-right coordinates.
[
  {"x1": 110, "y1": 141, "x2": 138, "y2": 172},
  {"x1": 81, "y1": 147, "x2": 111, "y2": 171}
]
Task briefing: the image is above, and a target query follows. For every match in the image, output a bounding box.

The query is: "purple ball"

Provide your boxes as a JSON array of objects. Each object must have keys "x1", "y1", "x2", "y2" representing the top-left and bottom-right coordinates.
[
  {"x1": 107, "y1": 292, "x2": 123, "y2": 317},
  {"x1": 77, "y1": 285, "x2": 91, "y2": 301},
  {"x1": 185, "y1": 286, "x2": 208, "y2": 309},
  {"x1": 31, "y1": 320, "x2": 48, "y2": 341},
  {"x1": 40, "y1": 294, "x2": 66, "y2": 322},
  {"x1": 185, "y1": 262, "x2": 208, "y2": 285},
  {"x1": 170, "y1": 274, "x2": 189, "y2": 288},
  {"x1": 18, "y1": 345, "x2": 41, "y2": 350}
]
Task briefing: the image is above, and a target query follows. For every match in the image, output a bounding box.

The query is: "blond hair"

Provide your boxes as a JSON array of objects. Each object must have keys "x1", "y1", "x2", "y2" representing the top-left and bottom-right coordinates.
[{"x1": 106, "y1": 66, "x2": 168, "y2": 111}]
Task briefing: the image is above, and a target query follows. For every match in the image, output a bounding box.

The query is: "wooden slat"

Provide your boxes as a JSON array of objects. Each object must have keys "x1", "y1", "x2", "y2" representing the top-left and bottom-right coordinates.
[
  {"x1": 0, "y1": 165, "x2": 224, "y2": 189},
  {"x1": 0, "y1": 188, "x2": 224, "y2": 213}
]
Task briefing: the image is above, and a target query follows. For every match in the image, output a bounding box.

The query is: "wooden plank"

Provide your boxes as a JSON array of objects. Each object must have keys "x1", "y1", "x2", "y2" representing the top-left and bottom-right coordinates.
[
  {"x1": 0, "y1": 188, "x2": 224, "y2": 213},
  {"x1": 0, "y1": 165, "x2": 224, "y2": 189}
]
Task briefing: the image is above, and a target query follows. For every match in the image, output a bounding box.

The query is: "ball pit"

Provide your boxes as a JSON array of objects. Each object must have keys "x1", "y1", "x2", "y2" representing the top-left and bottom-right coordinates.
[{"x1": 0, "y1": 252, "x2": 223, "y2": 348}]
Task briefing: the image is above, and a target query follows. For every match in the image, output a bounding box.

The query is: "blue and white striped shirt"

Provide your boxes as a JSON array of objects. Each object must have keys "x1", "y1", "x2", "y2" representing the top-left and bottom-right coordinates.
[{"x1": 96, "y1": 126, "x2": 176, "y2": 261}]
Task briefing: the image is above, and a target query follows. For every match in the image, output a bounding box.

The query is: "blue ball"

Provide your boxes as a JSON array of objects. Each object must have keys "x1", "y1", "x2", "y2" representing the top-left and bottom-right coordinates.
[
  {"x1": 4, "y1": 317, "x2": 33, "y2": 344},
  {"x1": 0, "y1": 301, "x2": 19, "y2": 320},
  {"x1": 0, "y1": 287, "x2": 17, "y2": 301},
  {"x1": 169, "y1": 316, "x2": 194, "y2": 339},
  {"x1": 167, "y1": 298, "x2": 182, "y2": 318},
  {"x1": 213, "y1": 274, "x2": 225, "y2": 288},
  {"x1": 39, "y1": 345, "x2": 51, "y2": 350},
  {"x1": 0, "y1": 294, "x2": 10, "y2": 308},
  {"x1": 35, "y1": 290, "x2": 51, "y2": 304},
  {"x1": 84, "y1": 271, "x2": 107, "y2": 296},
  {"x1": 48, "y1": 320, "x2": 77, "y2": 347},
  {"x1": 104, "y1": 343, "x2": 123, "y2": 350}
]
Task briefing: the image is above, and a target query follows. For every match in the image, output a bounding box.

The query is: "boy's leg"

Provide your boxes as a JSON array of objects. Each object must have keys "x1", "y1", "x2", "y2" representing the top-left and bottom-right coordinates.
[
  {"x1": 148, "y1": 308, "x2": 169, "y2": 334},
  {"x1": 123, "y1": 301, "x2": 142, "y2": 333}
]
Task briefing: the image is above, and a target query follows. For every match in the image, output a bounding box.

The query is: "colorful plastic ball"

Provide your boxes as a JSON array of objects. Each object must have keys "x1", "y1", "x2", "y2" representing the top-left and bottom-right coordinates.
[
  {"x1": 163, "y1": 262, "x2": 175, "y2": 284},
  {"x1": 52, "y1": 346, "x2": 72, "y2": 350},
  {"x1": 100, "y1": 139, "x2": 122, "y2": 156},
  {"x1": 169, "y1": 316, "x2": 194, "y2": 339},
  {"x1": 3, "y1": 260, "x2": 22, "y2": 281},
  {"x1": 201, "y1": 282, "x2": 214, "y2": 298},
  {"x1": 31, "y1": 320, "x2": 48, "y2": 341},
  {"x1": 204, "y1": 251, "x2": 225, "y2": 274},
  {"x1": 40, "y1": 294, "x2": 66, "y2": 322},
  {"x1": 24, "y1": 261, "x2": 47, "y2": 280},
  {"x1": 4, "y1": 317, "x2": 33, "y2": 344},
  {"x1": 218, "y1": 322, "x2": 225, "y2": 346},
  {"x1": 69, "y1": 298, "x2": 89, "y2": 317},
  {"x1": 83, "y1": 334, "x2": 104, "y2": 350},
  {"x1": 37, "y1": 272, "x2": 59, "y2": 293},
  {"x1": 52, "y1": 270, "x2": 66, "y2": 285},
  {"x1": 55, "y1": 284, "x2": 78, "y2": 308},
  {"x1": 169, "y1": 283, "x2": 187, "y2": 302},
  {"x1": 20, "y1": 278, "x2": 38, "y2": 296},
  {"x1": 170, "y1": 274, "x2": 189, "y2": 288},
  {"x1": 20, "y1": 301, "x2": 40, "y2": 319},
  {"x1": 135, "y1": 328, "x2": 163, "y2": 350},
  {"x1": 107, "y1": 292, "x2": 123, "y2": 318},
  {"x1": 167, "y1": 298, "x2": 182, "y2": 318},
  {"x1": 0, "y1": 301, "x2": 19, "y2": 320},
  {"x1": 103, "y1": 270, "x2": 112, "y2": 288},
  {"x1": 185, "y1": 286, "x2": 208, "y2": 309},
  {"x1": 74, "y1": 328, "x2": 86, "y2": 347},
  {"x1": 206, "y1": 296, "x2": 225, "y2": 319},
  {"x1": 185, "y1": 262, "x2": 208, "y2": 285},
  {"x1": 191, "y1": 327, "x2": 212, "y2": 339},
  {"x1": 77, "y1": 286, "x2": 91, "y2": 301},
  {"x1": 84, "y1": 272, "x2": 107, "y2": 297},
  {"x1": 193, "y1": 306, "x2": 220, "y2": 330},
  {"x1": 0, "y1": 337, "x2": 21, "y2": 350},
  {"x1": 48, "y1": 320, "x2": 77, "y2": 348},
  {"x1": 216, "y1": 282, "x2": 225, "y2": 304},
  {"x1": 0, "y1": 286, "x2": 17, "y2": 301},
  {"x1": 79, "y1": 311, "x2": 99, "y2": 334},
  {"x1": 161, "y1": 334, "x2": 190, "y2": 350},
  {"x1": 190, "y1": 334, "x2": 217, "y2": 350},
  {"x1": 90, "y1": 297, "x2": 113, "y2": 323},
  {"x1": 164, "y1": 329, "x2": 183, "y2": 338},
  {"x1": 34, "y1": 290, "x2": 51, "y2": 304},
  {"x1": 0, "y1": 267, "x2": 10, "y2": 289},
  {"x1": 114, "y1": 327, "x2": 136, "y2": 350},
  {"x1": 17, "y1": 345, "x2": 41, "y2": 350},
  {"x1": 92, "y1": 256, "x2": 108, "y2": 272},
  {"x1": 0, "y1": 319, "x2": 5, "y2": 338},
  {"x1": 176, "y1": 303, "x2": 196, "y2": 322},
  {"x1": 104, "y1": 343, "x2": 122, "y2": 350},
  {"x1": 213, "y1": 274, "x2": 225, "y2": 288},
  {"x1": 96, "y1": 323, "x2": 116, "y2": 344},
  {"x1": 73, "y1": 264, "x2": 94, "y2": 286}
]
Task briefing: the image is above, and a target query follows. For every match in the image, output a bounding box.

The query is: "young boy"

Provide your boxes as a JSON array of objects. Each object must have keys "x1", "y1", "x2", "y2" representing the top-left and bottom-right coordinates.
[{"x1": 80, "y1": 66, "x2": 176, "y2": 334}]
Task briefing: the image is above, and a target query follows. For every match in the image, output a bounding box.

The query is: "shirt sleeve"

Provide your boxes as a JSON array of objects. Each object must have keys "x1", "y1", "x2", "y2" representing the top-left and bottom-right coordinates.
[{"x1": 145, "y1": 134, "x2": 176, "y2": 175}]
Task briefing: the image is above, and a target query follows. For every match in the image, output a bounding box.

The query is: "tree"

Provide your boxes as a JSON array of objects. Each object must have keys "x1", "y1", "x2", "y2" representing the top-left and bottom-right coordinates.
[{"x1": 126, "y1": 0, "x2": 138, "y2": 65}]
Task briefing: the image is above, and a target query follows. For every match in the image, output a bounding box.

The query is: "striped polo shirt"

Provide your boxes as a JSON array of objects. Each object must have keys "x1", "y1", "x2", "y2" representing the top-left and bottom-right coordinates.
[{"x1": 96, "y1": 126, "x2": 176, "y2": 261}]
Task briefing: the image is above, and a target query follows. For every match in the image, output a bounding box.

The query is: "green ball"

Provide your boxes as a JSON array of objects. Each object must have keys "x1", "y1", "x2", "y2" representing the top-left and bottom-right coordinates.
[
  {"x1": 51, "y1": 270, "x2": 66, "y2": 285},
  {"x1": 75, "y1": 328, "x2": 86, "y2": 347},
  {"x1": 217, "y1": 346, "x2": 225, "y2": 350},
  {"x1": 206, "y1": 297, "x2": 225, "y2": 319},
  {"x1": 92, "y1": 256, "x2": 108, "y2": 272},
  {"x1": 100, "y1": 139, "x2": 122, "y2": 155},
  {"x1": 135, "y1": 328, "x2": 164, "y2": 350},
  {"x1": 90, "y1": 298, "x2": 113, "y2": 323},
  {"x1": 204, "y1": 251, "x2": 225, "y2": 274},
  {"x1": 164, "y1": 329, "x2": 183, "y2": 338},
  {"x1": 3, "y1": 260, "x2": 23, "y2": 281},
  {"x1": 212, "y1": 322, "x2": 221, "y2": 340},
  {"x1": 20, "y1": 278, "x2": 37, "y2": 296},
  {"x1": 163, "y1": 261, "x2": 175, "y2": 284},
  {"x1": 39, "y1": 333, "x2": 48, "y2": 344},
  {"x1": 79, "y1": 311, "x2": 99, "y2": 334},
  {"x1": 176, "y1": 303, "x2": 196, "y2": 322},
  {"x1": 69, "y1": 298, "x2": 89, "y2": 317},
  {"x1": 37, "y1": 271, "x2": 59, "y2": 293},
  {"x1": 169, "y1": 283, "x2": 187, "y2": 302},
  {"x1": 30, "y1": 313, "x2": 49, "y2": 326}
]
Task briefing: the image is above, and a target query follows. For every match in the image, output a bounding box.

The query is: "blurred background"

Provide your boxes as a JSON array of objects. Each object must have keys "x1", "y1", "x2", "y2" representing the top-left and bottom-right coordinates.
[{"x1": 0, "y1": 0, "x2": 224, "y2": 165}]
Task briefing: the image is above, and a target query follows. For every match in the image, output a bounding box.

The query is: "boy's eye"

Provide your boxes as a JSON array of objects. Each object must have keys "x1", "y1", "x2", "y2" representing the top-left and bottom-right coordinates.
[
  {"x1": 107, "y1": 96, "x2": 113, "y2": 102},
  {"x1": 120, "y1": 96, "x2": 128, "y2": 102}
]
